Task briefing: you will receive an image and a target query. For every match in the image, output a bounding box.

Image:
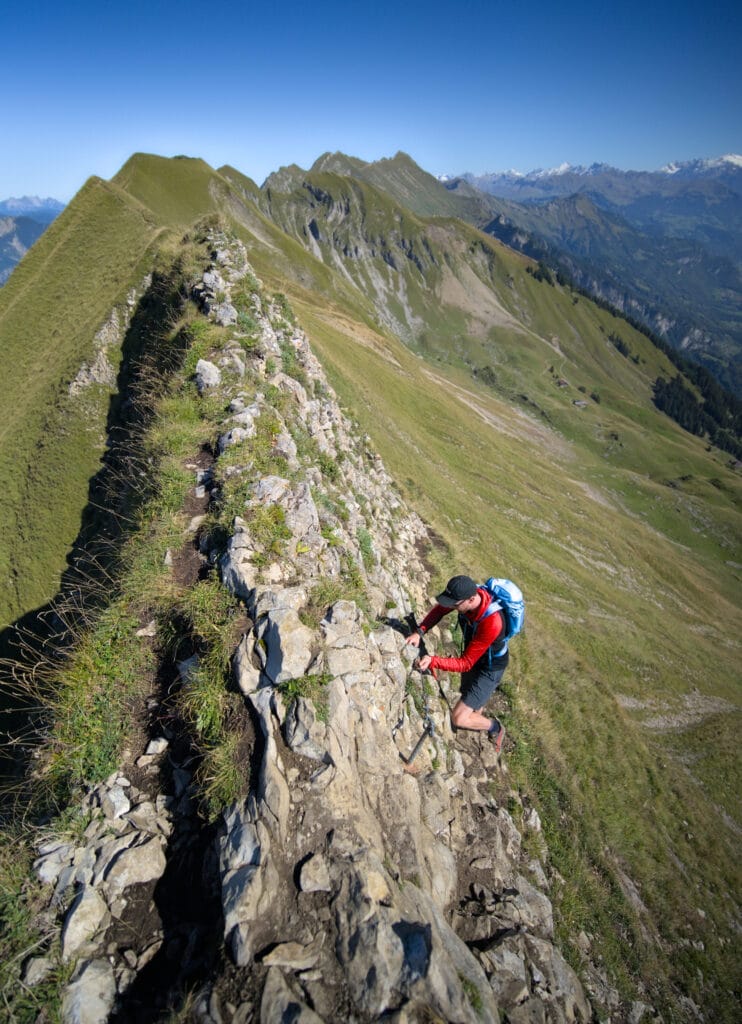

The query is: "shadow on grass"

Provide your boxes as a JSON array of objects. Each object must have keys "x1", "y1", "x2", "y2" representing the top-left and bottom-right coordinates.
[{"x1": 0, "y1": 264, "x2": 197, "y2": 808}]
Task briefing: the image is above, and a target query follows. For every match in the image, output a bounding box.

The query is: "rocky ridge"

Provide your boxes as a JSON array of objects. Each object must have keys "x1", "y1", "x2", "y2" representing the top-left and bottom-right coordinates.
[{"x1": 28, "y1": 235, "x2": 600, "y2": 1022}]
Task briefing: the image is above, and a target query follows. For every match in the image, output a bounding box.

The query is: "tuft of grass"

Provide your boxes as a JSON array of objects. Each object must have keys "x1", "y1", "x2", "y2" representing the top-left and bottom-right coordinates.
[
  {"x1": 272, "y1": 291, "x2": 296, "y2": 326},
  {"x1": 41, "y1": 604, "x2": 154, "y2": 799},
  {"x1": 178, "y1": 664, "x2": 229, "y2": 742},
  {"x1": 0, "y1": 837, "x2": 72, "y2": 1022},
  {"x1": 175, "y1": 578, "x2": 241, "y2": 675},
  {"x1": 300, "y1": 580, "x2": 345, "y2": 629},
  {"x1": 199, "y1": 730, "x2": 247, "y2": 816},
  {"x1": 459, "y1": 973, "x2": 484, "y2": 1016},
  {"x1": 356, "y1": 527, "x2": 375, "y2": 570},
  {"x1": 279, "y1": 673, "x2": 332, "y2": 724},
  {"x1": 244, "y1": 505, "x2": 292, "y2": 558},
  {"x1": 169, "y1": 576, "x2": 251, "y2": 818}
]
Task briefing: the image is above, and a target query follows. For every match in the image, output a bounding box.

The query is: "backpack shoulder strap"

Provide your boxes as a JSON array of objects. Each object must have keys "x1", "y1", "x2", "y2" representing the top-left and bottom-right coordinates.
[{"x1": 479, "y1": 600, "x2": 501, "y2": 621}]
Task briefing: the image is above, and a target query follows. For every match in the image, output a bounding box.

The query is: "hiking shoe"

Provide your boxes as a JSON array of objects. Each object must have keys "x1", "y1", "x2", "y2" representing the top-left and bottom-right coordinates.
[{"x1": 488, "y1": 722, "x2": 505, "y2": 754}]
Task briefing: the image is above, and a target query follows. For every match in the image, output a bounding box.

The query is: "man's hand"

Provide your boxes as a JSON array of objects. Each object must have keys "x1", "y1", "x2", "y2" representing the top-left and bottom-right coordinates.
[
  {"x1": 415, "y1": 654, "x2": 433, "y2": 672},
  {"x1": 405, "y1": 632, "x2": 422, "y2": 648}
]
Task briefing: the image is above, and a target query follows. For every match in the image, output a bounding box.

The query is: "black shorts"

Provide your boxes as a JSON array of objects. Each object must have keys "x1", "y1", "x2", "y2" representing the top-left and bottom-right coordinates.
[{"x1": 460, "y1": 654, "x2": 508, "y2": 710}]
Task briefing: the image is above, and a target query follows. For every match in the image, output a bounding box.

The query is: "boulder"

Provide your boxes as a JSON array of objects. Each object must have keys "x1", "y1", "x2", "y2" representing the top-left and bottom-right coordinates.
[
  {"x1": 213, "y1": 301, "x2": 238, "y2": 326},
  {"x1": 62, "y1": 959, "x2": 116, "y2": 1024},
  {"x1": 221, "y1": 518, "x2": 260, "y2": 602},
  {"x1": 284, "y1": 697, "x2": 330, "y2": 763},
  {"x1": 104, "y1": 837, "x2": 167, "y2": 892},
  {"x1": 299, "y1": 853, "x2": 331, "y2": 893},
  {"x1": 195, "y1": 359, "x2": 221, "y2": 393},
  {"x1": 61, "y1": 886, "x2": 109, "y2": 961},
  {"x1": 33, "y1": 843, "x2": 73, "y2": 885},
  {"x1": 332, "y1": 854, "x2": 497, "y2": 1023},
  {"x1": 233, "y1": 634, "x2": 263, "y2": 695},
  {"x1": 260, "y1": 967, "x2": 325, "y2": 1024},
  {"x1": 23, "y1": 956, "x2": 54, "y2": 986},
  {"x1": 218, "y1": 425, "x2": 253, "y2": 452},
  {"x1": 101, "y1": 785, "x2": 130, "y2": 820},
  {"x1": 259, "y1": 607, "x2": 315, "y2": 685}
]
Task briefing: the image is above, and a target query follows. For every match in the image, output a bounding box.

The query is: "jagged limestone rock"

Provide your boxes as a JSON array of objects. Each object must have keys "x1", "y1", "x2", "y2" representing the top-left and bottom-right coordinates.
[
  {"x1": 33, "y1": 841, "x2": 73, "y2": 885},
  {"x1": 23, "y1": 956, "x2": 54, "y2": 986},
  {"x1": 91, "y1": 834, "x2": 139, "y2": 886},
  {"x1": 284, "y1": 697, "x2": 330, "y2": 763},
  {"x1": 233, "y1": 633, "x2": 263, "y2": 695},
  {"x1": 195, "y1": 358, "x2": 221, "y2": 392},
  {"x1": 213, "y1": 300, "x2": 238, "y2": 326},
  {"x1": 332, "y1": 849, "x2": 498, "y2": 1023},
  {"x1": 262, "y1": 934, "x2": 325, "y2": 970},
  {"x1": 61, "y1": 886, "x2": 109, "y2": 961},
  {"x1": 100, "y1": 784, "x2": 130, "y2": 820},
  {"x1": 221, "y1": 517, "x2": 260, "y2": 603},
  {"x1": 260, "y1": 967, "x2": 326, "y2": 1024},
  {"x1": 103, "y1": 836, "x2": 167, "y2": 892},
  {"x1": 522, "y1": 934, "x2": 592, "y2": 1023},
  {"x1": 62, "y1": 959, "x2": 116, "y2": 1024},
  {"x1": 298, "y1": 853, "x2": 331, "y2": 893},
  {"x1": 250, "y1": 688, "x2": 291, "y2": 839},
  {"x1": 124, "y1": 800, "x2": 162, "y2": 835},
  {"x1": 258, "y1": 606, "x2": 316, "y2": 684},
  {"x1": 218, "y1": 424, "x2": 253, "y2": 452}
]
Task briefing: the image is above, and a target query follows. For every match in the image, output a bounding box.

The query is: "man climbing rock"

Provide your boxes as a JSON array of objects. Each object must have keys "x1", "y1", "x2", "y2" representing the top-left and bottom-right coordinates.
[{"x1": 405, "y1": 574, "x2": 508, "y2": 751}]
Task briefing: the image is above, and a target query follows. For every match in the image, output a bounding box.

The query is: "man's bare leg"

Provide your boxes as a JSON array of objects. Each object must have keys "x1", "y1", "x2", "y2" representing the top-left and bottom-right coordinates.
[{"x1": 451, "y1": 699, "x2": 495, "y2": 732}]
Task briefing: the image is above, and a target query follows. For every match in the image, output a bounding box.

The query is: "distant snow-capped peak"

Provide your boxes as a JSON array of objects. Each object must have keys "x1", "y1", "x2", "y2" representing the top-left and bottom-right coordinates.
[
  {"x1": 453, "y1": 162, "x2": 618, "y2": 182},
  {"x1": 661, "y1": 155, "x2": 742, "y2": 175},
  {"x1": 1, "y1": 195, "x2": 61, "y2": 207},
  {"x1": 450, "y1": 155, "x2": 742, "y2": 183},
  {"x1": 532, "y1": 162, "x2": 581, "y2": 177},
  {"x1": 0, "y1": 195, "x2": 64, "y2": 214}
]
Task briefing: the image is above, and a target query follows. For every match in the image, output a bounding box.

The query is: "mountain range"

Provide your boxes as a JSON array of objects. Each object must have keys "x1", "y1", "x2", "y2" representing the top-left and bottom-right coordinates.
[
  {"x1": 442, "y1": 157, "x2": 742, "y2": 394},
  {"x1": 0, "y1": 151, "x2": 739, "y2": 1023},
  {"x1": 0, "y1": 195, "x2": 65, "y2": 221},
  {"x1": 3, "y1": 161, "x2": 742, "y2": 398},
  {"x1": 455, "y1": 154, "x2": 742, "y2": 201}
]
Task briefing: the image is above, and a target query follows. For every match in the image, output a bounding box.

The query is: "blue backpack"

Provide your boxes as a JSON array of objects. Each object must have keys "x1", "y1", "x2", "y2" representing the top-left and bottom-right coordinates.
[
  {"x1": 480, "y1": 578, "x2": 525, "y2": 644},
  {"x1": 459, "y1": 578, "x2": 525, "y2": 663}
]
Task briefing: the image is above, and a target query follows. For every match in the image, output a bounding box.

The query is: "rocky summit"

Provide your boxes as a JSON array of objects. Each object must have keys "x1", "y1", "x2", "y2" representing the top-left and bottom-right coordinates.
[{"x1": 25, "y1": 235, "x2": 600, "y2": 1023}]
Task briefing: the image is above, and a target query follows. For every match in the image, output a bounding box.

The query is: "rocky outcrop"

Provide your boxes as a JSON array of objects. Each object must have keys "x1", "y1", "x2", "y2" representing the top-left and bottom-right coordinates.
[
  {"x1": 29, "y1": 235, "x2": 595, "y2": 1022},
  {"x1": 68, "y1": 277, "x2": 152, "y2": 397}
]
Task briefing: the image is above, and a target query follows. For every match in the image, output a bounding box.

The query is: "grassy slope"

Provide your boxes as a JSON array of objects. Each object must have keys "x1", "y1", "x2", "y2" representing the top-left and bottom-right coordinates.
[{"x1": 0, "y1": 176, "x2": 168, "y2": 627}]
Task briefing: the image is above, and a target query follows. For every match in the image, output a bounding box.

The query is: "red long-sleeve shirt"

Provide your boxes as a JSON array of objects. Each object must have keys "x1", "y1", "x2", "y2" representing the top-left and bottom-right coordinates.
[{"x1": 418, "y1": 587, "x2": 505, "y2": 673}]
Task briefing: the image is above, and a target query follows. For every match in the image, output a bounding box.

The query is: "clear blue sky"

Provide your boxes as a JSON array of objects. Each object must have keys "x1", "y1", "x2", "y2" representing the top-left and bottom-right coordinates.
[{"x1": 4, "y1": 0, "x2": 741, "y2": 200}]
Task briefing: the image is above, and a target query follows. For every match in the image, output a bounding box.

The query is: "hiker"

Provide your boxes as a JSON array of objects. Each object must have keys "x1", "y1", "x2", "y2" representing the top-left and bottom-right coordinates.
[{"x1": 405, "y1": 574, "x2": 508, "y2": 750}]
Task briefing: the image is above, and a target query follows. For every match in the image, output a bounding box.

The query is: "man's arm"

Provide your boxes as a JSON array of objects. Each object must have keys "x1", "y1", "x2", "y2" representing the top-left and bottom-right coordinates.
[{"x1": 428, "y1": 611, "x2": 503, "y2": 673}]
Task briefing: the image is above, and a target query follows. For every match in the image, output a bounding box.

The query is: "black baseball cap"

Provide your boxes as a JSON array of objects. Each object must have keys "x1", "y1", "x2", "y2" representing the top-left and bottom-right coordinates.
[{"x1": 435, "y1": 575, "x2": 478, "y2": 607}]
